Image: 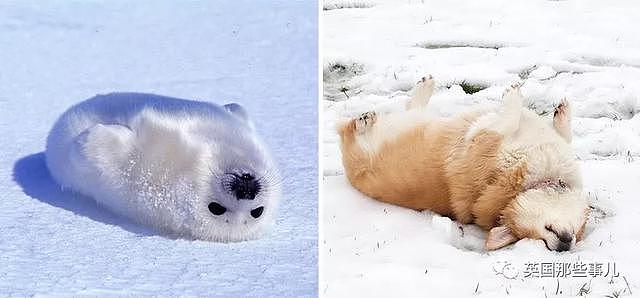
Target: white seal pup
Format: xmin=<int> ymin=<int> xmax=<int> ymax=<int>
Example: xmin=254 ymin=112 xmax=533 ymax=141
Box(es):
xmin=45 ymin=93 xmax=281 ymax=242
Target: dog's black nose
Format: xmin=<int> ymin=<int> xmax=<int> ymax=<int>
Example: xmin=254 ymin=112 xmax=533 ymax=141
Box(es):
xmin=554 ymin=231 xmax=573 ymax=252
xmin=555 ymin=242 xmax=571 ymax=252
xmin=558 ymin=232 xmax=573 ymax=244
xmin=230 ymin=173 xmax=260 ymax=200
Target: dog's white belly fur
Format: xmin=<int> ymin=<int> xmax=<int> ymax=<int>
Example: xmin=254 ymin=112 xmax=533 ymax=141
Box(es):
xmin=489 ymin=108 xmax=581 ymax=189
xmin=355 ymin=108 xmax=434 ymax=155
xmin=357 ymin=105 xmax=581 ymax=190
xmin=45 ymin=93 xmax=279 ymax=241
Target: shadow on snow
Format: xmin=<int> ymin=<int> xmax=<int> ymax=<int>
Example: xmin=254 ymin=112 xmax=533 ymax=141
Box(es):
xmin=12 ymin=152 xmax=156 ymax=237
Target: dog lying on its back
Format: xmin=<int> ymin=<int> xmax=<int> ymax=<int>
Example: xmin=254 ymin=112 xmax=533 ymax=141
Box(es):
xmin=338 ymin=77 xmax=589 ymax=251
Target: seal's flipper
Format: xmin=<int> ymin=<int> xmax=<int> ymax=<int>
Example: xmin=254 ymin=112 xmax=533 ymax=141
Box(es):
xmin=73 ymin=123 xmax=135 ymax=173
xmin=224 ymin=103 xmax=252 ymax=126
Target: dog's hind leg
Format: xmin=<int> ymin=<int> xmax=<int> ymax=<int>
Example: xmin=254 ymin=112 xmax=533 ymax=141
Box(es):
xmin=465 ymin=84 xmax=523 ymax=141
xmin=553 ymin=98 xmax=572 ymax=143
xmin=353 ymin=111 xmax=378 ymax=134
xmin=406 ymin=75 xmax=435 ymax=110
xmin=495 ymin=84 xmax=523 ymax=136
xmin=337 ymin=111 xmax=378 ymax=188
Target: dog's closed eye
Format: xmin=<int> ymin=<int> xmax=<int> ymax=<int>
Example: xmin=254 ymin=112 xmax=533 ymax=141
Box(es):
xmin=545 ymin=224 xmax=561 ymax=238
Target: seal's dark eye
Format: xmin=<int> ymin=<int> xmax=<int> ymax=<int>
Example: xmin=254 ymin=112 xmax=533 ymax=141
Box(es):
xmin=250 ymin=206 xmax=264 ymax=218
xmin=208 ymin=202 xmax=227 ymax=215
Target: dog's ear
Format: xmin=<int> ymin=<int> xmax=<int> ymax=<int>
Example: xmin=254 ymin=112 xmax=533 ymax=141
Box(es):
xmin=576 ymin=221 xmax=586 ymax=242
xmin=485 ymin=226 xmax=518 ymax=250
xmin=576 ymin=207 xmax=589 ymax=241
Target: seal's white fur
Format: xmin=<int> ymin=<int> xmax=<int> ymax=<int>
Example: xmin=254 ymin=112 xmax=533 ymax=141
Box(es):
xmin=45 ymin=93 xmax=280 ymax=242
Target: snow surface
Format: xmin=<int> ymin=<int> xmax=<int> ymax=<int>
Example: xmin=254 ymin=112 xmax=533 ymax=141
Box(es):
xmin=1 ymin=1 xmax=317 ymax=296
xmin=322 ymin=0 xmax=640 ymax=297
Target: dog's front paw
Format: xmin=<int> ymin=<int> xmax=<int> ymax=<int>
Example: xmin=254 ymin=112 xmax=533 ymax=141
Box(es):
xmin=407 ymin=75 xmax=435 ymax=110
xmin=354 ymin=111 xmax=377 ymax=133
xmin=415 ymin=75 xmax=435 ymax=94
xmin=553 ymin=98 xmax=571 ymax=121
xmin=553 ymin=98 xmax=572 ymax=143
xmin=502 ymin=83 xmax=523 ymax=110
xmin=416 ymin=74 xmax=434 ymax=86
xmin=502 ymin=83 xmax=522 ymax=97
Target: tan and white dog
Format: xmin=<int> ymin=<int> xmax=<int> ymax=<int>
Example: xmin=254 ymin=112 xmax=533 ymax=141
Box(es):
xmin=337 ymin=77 xmax=589 ymax=251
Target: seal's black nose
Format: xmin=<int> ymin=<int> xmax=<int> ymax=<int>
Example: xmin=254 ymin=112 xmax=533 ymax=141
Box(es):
xmin=230 ymin=173 xmax=260 ymax=200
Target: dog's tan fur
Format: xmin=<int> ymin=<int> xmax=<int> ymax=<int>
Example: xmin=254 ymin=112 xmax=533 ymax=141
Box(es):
xmin=338 ymin=78 xmax=588 ymax=251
